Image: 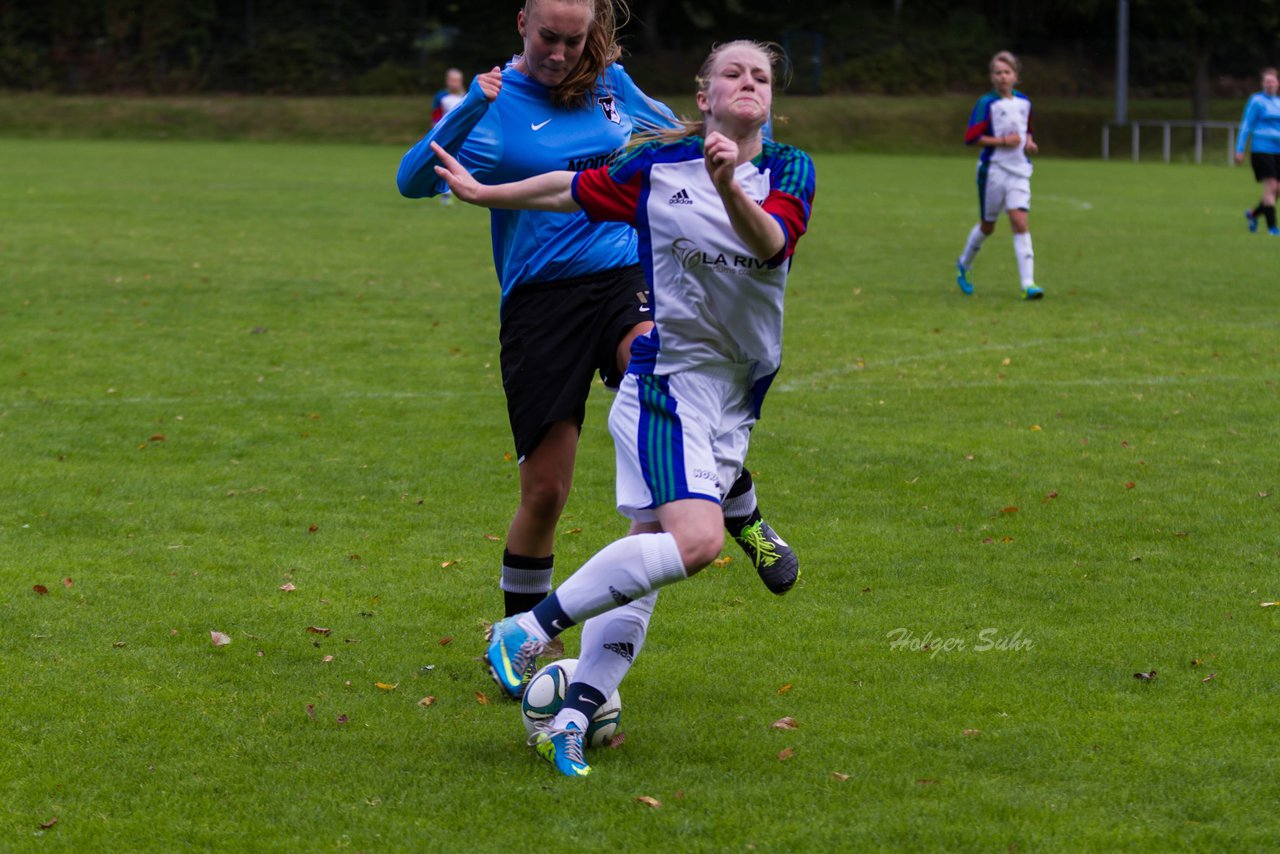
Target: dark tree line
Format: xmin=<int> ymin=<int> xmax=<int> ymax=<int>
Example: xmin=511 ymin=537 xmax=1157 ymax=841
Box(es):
xmin=3 ymin=0 xmax=1279 ymax=108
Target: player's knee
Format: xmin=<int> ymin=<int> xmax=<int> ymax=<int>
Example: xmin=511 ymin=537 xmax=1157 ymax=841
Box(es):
xmin=520 ymin=476 xmax=570 ymax=520
xmin=677 ymin=526 xmax=725 ymax=575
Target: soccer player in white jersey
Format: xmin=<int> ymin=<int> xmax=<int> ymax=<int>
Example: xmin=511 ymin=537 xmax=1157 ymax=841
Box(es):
xmin=432 ymin=39 xmax=815 ymax=778
xmin=955 ymin=51 xmax=1043 ymax=300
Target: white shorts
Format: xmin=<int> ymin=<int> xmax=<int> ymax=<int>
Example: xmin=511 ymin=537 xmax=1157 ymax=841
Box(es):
xmin=979 ymin=164 xmax=1031 ymax=222
xmin=608 ymin=367 xmax=756 ymax=523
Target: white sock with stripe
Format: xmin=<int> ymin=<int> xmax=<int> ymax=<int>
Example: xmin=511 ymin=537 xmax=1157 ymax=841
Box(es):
xmin=1013 ymin=232 xmax=1035 ymax=286
xmin=552 ymin=533 xmax=685 ymax=625
xmin=959 ymin=223 xmax=987 ymax=269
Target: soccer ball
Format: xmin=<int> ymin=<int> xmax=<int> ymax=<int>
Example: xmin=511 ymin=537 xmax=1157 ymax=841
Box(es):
xmin=520 ymin=658 xmax=622 ymax=748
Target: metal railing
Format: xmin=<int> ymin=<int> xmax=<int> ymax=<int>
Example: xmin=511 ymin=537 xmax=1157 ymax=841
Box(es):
xmin=1102 ymin=121 xmax=1238 ymax=164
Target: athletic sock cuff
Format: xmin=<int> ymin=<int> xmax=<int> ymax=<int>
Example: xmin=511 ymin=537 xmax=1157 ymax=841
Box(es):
xmin=642 ymin=532 xmax=688 ymax=587
xmin=501 ymin=561 xmax=554 ymax=595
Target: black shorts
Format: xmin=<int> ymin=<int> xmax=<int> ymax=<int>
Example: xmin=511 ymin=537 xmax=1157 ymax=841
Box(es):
xmin=1251 ymin=152 xmax=1280 ymax=182
xmin=499 ymin=265 xmax=650 ymax=461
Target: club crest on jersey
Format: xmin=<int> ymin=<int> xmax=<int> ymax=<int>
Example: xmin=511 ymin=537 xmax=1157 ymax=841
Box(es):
xmin=598 ymin=95 xmax=621 ymax=124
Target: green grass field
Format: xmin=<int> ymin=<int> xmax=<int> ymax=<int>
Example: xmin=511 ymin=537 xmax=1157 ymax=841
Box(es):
xmin=3 ymin=136 xmax=1278 ymax=851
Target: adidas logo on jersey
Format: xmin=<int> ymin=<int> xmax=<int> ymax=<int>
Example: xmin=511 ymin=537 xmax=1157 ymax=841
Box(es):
xmin=603 ymin=641 xmax=635 ymax=662
xmin=668 ymin=188 xmax=693 ymax=205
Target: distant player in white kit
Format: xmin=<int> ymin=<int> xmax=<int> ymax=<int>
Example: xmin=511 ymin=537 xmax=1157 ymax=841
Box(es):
xmin=432 ymin=39 xmax=815 ymax=778
xmin=955 ymin=51 xmax=1042 ymax=300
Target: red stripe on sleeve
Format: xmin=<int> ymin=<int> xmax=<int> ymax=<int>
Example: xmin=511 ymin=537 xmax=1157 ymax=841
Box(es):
xmin=762 ymin=189 xmax=809 ymax=264
xmin=964 ymin=120 xmax=989 ymax=145
xmin=571 ymin=167 xmax=643 ymax=224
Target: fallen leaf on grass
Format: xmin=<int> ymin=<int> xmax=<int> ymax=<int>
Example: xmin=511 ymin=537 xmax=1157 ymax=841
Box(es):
xmin=306 ymin=626 xmax=332 ymax=636
xmin=771 ymin=717 xmax=798 ymax=731
xmin=32 ymin=585 xmax=48 ymax=595
xmin=605 ymin=732 xmax=626 ymax=748
xmin=1133 ymin=670 xmax=1157 ymax=681
xmin=916 ymin=778 xmax=939 ymax=786
xmin=440 ymin=560 xmax=458 ymax=568
xmin=776 ymin=683 xmax=793 ymax=695
xmin=149 ymin=434 xmax=166 ymax=442
xmin=483 ymin=534 xmax=501 ymax=542
xmin=418 ymin=696 xmax=436 ymax=708
xmin=475 ymin=691 xmax=491 ymax=705
xmin=322 ymin=655 xmax=334 ymax=663
xmin=305 ymin=704 xmax=316 ymax=719
xmin=375 ymin=682 xmax=398 ymax=691
xmin=308 ymin=524 xmax=319 ymax=533
xmin=278 ymin=583 xmax=296 ymax=592
xmin=566 ymin=527 xmax=583 ymax=535
xmin=711 ymin=556 xmax=732 ymax=568
xmin=635 ymin=796 xmax=662 ymax=808
xmin=210 ymin=631 xmax=231 ymax=647
xmin=438 ymin=636 xmax=453 ymax=646
xmin=336 ymin=715 xmax=348 ymax=724
xmin=831 ymin=772 xmax=850 ymax=782
xmin=1125 ymin=482 xmax=1136 ymax=490
xmin=963 ymin=729 xmax=981 ymax=737
xmin=39 ymin=817 xmax=57 ymax=830
xmin=1000 ymin=506 xmax=1019 ymax=514
xmin=1029 ymin=425 xmax=1042 ymax=432
xmin=113 ymin=641 xmax=127 ymax=648
xmin=1261 ymin=602 xmax=1279 ymax=608
xmin=777 ymin=747 xmax=795 ymax=761
xmin=62 ymin=578 xmax=73 ymax=588
xmin=1044 ymin=491 xmax=1058 ymax=500
xmin=1201 ymin=673 xmax=1217 ymax=683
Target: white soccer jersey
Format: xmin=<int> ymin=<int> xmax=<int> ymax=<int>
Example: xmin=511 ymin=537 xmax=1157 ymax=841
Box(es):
xmin=966 ymin=91 xmax=1034 ymax=178
xmin=571 ymin=137 xmax=815 ymax=411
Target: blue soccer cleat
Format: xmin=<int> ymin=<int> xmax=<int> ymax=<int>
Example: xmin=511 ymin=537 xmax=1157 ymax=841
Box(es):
xmin=1246 ymin=209 xmax=1259 ymax=232
xmin=956 ymin=260 xmax=974 ymax=295
xmin=530 ymin=722 xmax=592 ymax=778
xmin=485 ymin=616 xmax=544 ymax=700
xmin=1270 ymin=227 xmax=1280 ymax=236
xmin=1022 ymin=284 xmax=1045 ymax=300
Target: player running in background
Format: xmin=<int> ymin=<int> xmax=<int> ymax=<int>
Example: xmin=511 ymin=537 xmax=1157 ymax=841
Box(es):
xmin=955 ymin=51 xmax=1043 ymax=300
xmin=434 ymin=39 xmax=815 ymax=778
xmin=431 ymin=68 xmax=467 ymax=205
xmin=1236 ymin=67 xmax=1280 ymax=235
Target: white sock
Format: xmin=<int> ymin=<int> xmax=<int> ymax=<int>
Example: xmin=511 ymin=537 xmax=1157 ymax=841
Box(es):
xmin=1013 ymin=232 xmax=1035 ymax=286
xmin=574 ymin=591 xmax=657 ymax=707
xmin=552 ymin=533 xmax=685 ymax=625
xmin=959 ymin=223 xmax=987 ymax=269
xmin=551 ymin=708 xmax=589 ymax=733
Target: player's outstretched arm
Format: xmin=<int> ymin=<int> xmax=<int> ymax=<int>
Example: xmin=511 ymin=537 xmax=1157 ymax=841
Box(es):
xmin=430 ymin=142 xmax=578 ymax=212
xmin=704 ymin=132 xmax=784 ymax=261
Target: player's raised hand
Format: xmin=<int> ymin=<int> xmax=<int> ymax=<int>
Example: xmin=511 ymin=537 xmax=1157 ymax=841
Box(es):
xmin=431 ymin=142 xmax=484 ymax=203
xmin=476 ymin=66 xmax=503 ymax=101
xmin=703 ymin=131 xmax=739 ymax=191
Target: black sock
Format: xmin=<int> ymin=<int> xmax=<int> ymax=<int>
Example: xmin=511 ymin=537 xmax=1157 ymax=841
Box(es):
xmin=1254 ymin=203 xmax=1266 ymax=218
xmin=502 ymin=549 xmax=553 ymax=617
xmin=723 ymin=470 xmax=760 ymax=536
xmin=1265 ymin=205 xmax=1277 ymax=230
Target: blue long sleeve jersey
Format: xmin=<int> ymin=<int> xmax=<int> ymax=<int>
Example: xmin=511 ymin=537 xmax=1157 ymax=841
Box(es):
xmin=397 ymin=63 xmax=678 ymax=309
xmin=1237 ymin=91 xmax=1280 ymax=155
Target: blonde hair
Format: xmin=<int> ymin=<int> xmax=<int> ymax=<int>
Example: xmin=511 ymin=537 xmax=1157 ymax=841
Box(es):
xmin=635 ymin=40 xmax=782 ymax=147
xmin=990 ymin=51 xmax=1020 ymax=74
xmin=523 ymin=0 xmax=626 ymax=110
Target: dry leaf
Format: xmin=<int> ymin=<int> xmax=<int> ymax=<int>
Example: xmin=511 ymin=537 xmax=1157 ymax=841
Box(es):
xmin=1001 ymin=357 xmax=1011 ymax=366
xmin=605 ymin=731 xmax=626 ymax=748
xmin=1045 ymin=491 xmax=1059 ymax=499
xmin=278 ymin=583 xmax=296 ymax=592
xmin=440 ymin=560 xmax=457 ymax=568
xmin=418 ymin=696 xmax=436 ymax=708
xmin=210 ymin=631 xmax=232 ymax=647
xmin=149 ymin=434 xmax=167 ymax=442
xmin=375 ymin=682 xmax=398 ymax=691
xmin=438 ymin=636 xmax=453 ymax=646
xmin=475 ymin=691 xmax=491 ymax=705
xmin=39 ymin=817 xmax=58 ymax=830
xmin=1029 ymin=425 xmax=1042 ymax=432
xmin=776 ymin=683 xmax=793 ymax=695
xmin=1201 ymin=673 xmax=1217 ymax=683
xmin=483 ymin=534 xmax=501 ymax=542
xmin=771 ymin=717 xmax=798 ymax=731
xmin=1261 ymin=602 xmax=1279 ymax=608
xmin=1125 ymin=482 xmax=1136 ymax=489
xmin=322 ymin=655 xmax=334 ymax=663
xmin=1000 ymin=506 xmax=1019 ymax=514
xmin=306 ymin=704 xmax=316 ymax=719
xmin=308 ymin=524 xmax=319 ymax=533
xmin=169 ymin=628 xmax=179 ymax=636
xmin=62 ymin=578 xmax=74 ymax=588
xmin=32 ymin=584 xmax=49 ymax=595
xmin=963 ymin=729 xmax=981 ymax=737
xmin=1133 ymin=670 xmax=1157 ymax=681
xmin=503 ymin=452 xmax=513 ymax=462
xmin=711 ymin=556 xmax=732 ymax=568
xmin=916 ymin=778 xmax=939 ymax=786
xmin=831 ymin=772 xmax=850 ymax=781
xmin=306 ymin=626 xmax=332 ymax=636
xmin=113 ymin=641 xmax=126 ymax=648
xmin=777 ymin=747 xmax=795 ymax=761
xmin=566 ymin=527 xmax=583 ymax=535
xmin=1001 ymin=536 xmax=1015 ymax=543
xmin=336 ymin=714 xmax=348 ymax=724
xmin=635 ymin=796 xmax=662 ymax=808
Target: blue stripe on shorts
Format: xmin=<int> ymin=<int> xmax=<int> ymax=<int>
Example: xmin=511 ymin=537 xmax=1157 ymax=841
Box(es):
xmin=635 ymin=374 xmax=688 ymax=506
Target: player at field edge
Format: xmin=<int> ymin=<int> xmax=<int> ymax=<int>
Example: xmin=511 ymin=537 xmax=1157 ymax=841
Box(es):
xmin=433 ymin=39 xmax=816 ymax=778
xmin=954 ymin=50 xmax=1043 ymax=300
xmin=396 ymin=0 xmax=800 ymax=751
xmin=1235 ymin=67 xmax=1280 ymax=235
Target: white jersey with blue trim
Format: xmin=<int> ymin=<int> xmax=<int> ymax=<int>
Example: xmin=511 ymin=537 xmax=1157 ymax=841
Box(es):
xmin=397 ymin=63 xmax=678 ymax=307
xmin=571 ymin=137 xmax=815 ymax=413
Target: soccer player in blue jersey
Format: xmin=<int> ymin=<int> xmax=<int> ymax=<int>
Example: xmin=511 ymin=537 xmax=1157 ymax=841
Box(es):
xmin=955 ymin=51 xmax=1043 ymax=300
xmin=1236 ymin=67 xmax=1280 ymax=235
xmin=433 ymin=39 xmax=815 ymax=777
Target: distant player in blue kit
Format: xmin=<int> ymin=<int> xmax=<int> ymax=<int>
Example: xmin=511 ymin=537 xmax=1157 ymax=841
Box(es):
xmin=397 ymin=0 xmax=799 ymax=769
xmin=433 ymin=39 xmax=815 ymax=778
xmin=1236 ymin=67 xmax=1280 ymax=235
xmin=955 ymin=51 xmax=1043 ymax=300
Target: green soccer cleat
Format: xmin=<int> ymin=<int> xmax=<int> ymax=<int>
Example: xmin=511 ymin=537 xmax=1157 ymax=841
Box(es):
xmin=956 ymin=260 xmax=974 ymax=295
xmin=484 ymin=616 xmax=544 ymax=700
xmin=530 ymin=722 xmax=592 ymax=778
xmin=734 ymin=518 xmax=800 ymax=595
